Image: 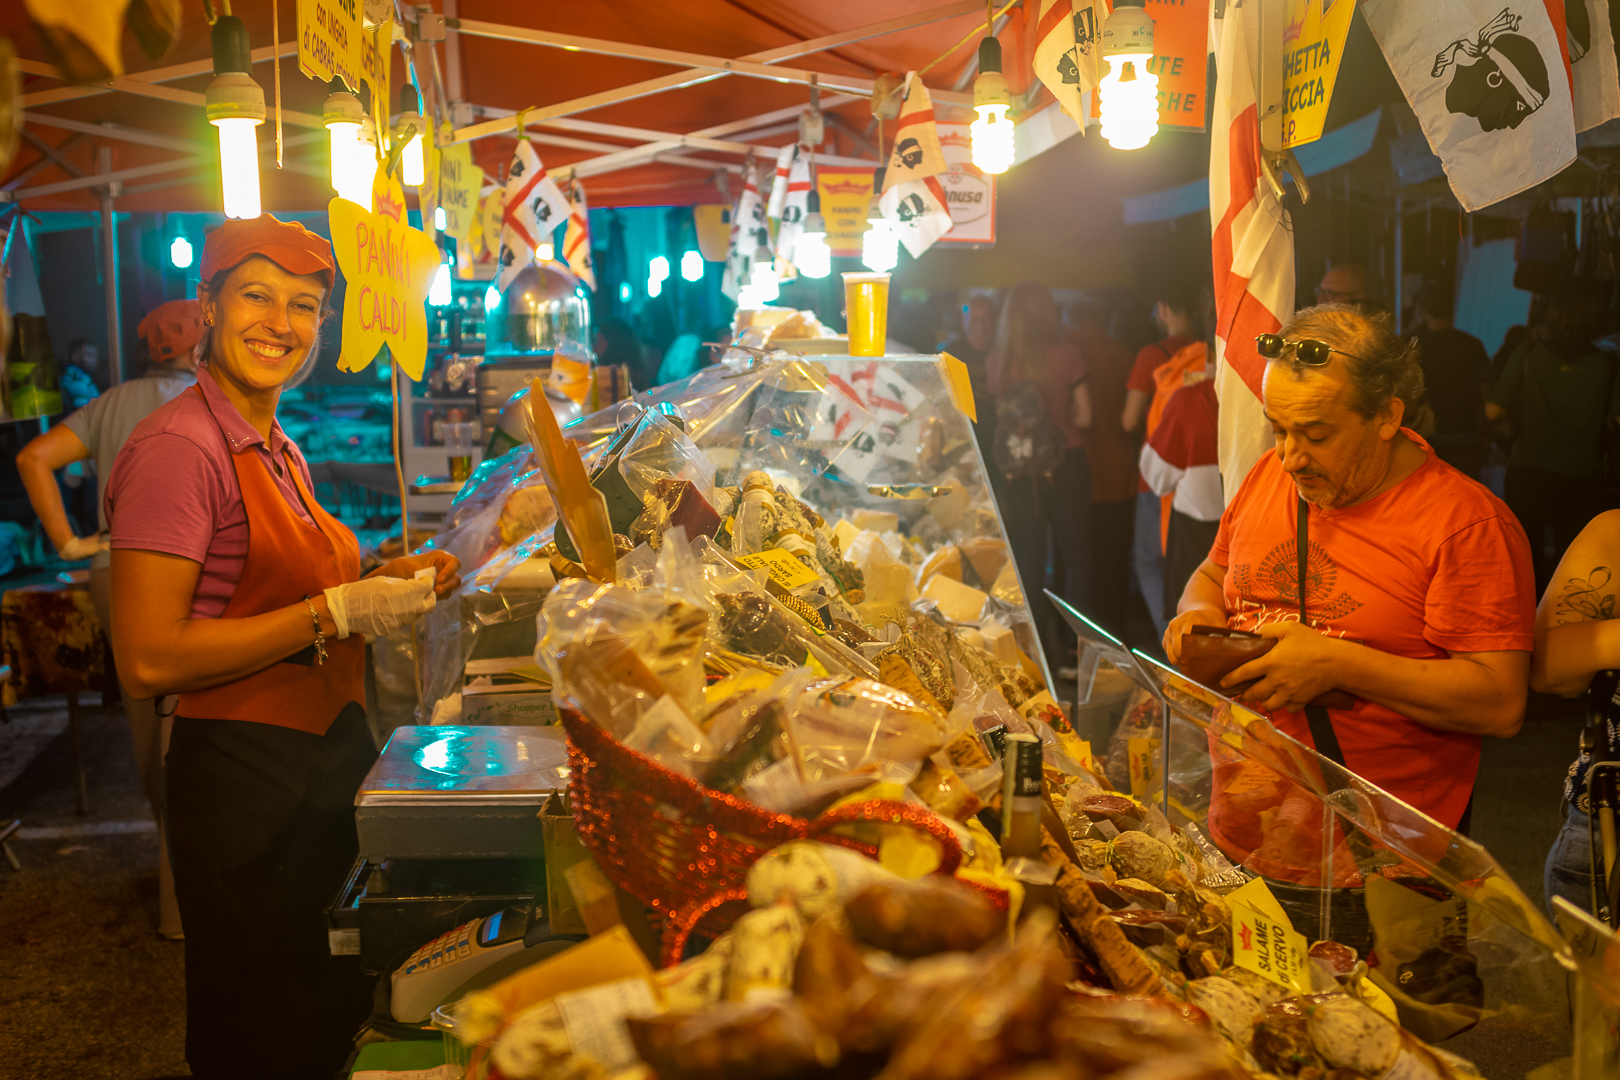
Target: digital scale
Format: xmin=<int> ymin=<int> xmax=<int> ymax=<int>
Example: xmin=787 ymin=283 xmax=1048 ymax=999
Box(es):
xmin=328 ymin=726 xmax=572 ymax=1003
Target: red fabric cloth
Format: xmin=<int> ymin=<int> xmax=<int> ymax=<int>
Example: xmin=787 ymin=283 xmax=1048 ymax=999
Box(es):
xmin=1071 ymin=326 xmax=1138 ymax=503
xmin=1127 ymin=335 xmax=1192 ymax=395
xmin=1140 ymin=379 xmax=1222 ymax=522
xmin=1207 ymin=432 xmax=1536 ymax=830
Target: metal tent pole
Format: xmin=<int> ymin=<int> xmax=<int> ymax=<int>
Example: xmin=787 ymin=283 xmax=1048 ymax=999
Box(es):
xmin=98 ymin=144 xmax=122 ymax=386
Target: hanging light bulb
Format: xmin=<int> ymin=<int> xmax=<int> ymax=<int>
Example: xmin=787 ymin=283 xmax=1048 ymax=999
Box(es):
xmin=169 ymin=235 xmax=194 ymax=269
xmin=484 ymin=283 xmax=502 ymax=311
xmin=680 ymin=249 xmax=704 ymax=282
xmin=429 ymin=261 xmax=452 ymax=306
xmin=354 ymin=115 xmax=380 ymax=206
xmin=204 ymin=16 xmax=265 ymax=220
xmin=433 ymin=205 xmax=446 ymax=231
xmin=323 ymin=79 xmax=367 ymax=205
xmin=536 ymin=241 xmax=555 ymax=262
xmin=1100 ymin=0 xmax=1159 ymax=151
xmin=861 ymin=169 xmax=898 ymax=274
xmin=795 ymin=188 xmax=831 ymax=279
xmin=746 ymin=240 xmax=780 ymax=303
xmin=970 ymin=36 xmax=1014 ymax=174
xmin=397 ymin=84 xmax=426 ymax=186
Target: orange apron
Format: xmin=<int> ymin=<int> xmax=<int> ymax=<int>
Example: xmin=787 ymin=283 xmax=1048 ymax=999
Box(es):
xmin=177 ymin=386 xmax=364 ymax=734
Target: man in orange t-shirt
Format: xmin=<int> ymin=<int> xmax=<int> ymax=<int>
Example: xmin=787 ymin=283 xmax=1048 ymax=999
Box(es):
xmin=1165 ymin=304 xmax=1535 ymax=849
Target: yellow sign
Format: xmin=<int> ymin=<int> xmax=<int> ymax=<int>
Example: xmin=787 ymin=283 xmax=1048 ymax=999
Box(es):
xmin=937 ymin=353 xmax=976 ymax=423
xmin=1280 ymin=0 xmax=1356 ymax=149
xmin=475 ymin=187 xmax=504 ymax=266
xmin=816 ymin=167 xmax=875 ymax=258
xmin=1228 ymin=876 xmax=1290 ymax=925
xmin=297 ymin=0 xmax=390 ymax=104
xmin=1230 ymin=900 xmax=1311 ymax=992
xmin=438 ymin=142 xmax=484 ymax=248
xmin=736 ymin=548 xmax=819 ymax=591
xmin=1127 ymin=737 xmax=1161 ymax=801
xmin=329 ymin=171 xmax=440 ymax=380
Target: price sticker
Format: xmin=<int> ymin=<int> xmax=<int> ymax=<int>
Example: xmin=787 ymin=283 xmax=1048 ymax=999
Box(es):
xmin=736 ymin=548 xmax=819 ymax=590
xmin=1230 ymin=900 xmax=1311 ymax=993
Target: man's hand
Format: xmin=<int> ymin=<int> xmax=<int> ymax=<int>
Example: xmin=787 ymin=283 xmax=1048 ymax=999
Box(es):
xmin=58 ymin=534 xmax=109 ymax=561
xmin=1164 ymin=604 xmax=1227 ymax=664
xmin=1223 ymin=621 xmax=1345 ymax=711
xmin=371 ymin=550 xmax=462 ymax=598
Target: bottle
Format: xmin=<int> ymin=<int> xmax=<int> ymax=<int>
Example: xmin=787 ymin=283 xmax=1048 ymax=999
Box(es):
xmin=1000 ymin=733 xmax=1043 ymax=860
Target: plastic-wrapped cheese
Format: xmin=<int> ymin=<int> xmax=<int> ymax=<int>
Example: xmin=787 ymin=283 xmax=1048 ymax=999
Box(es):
xmin=921 ymin=575 xmax=989 ymax=624
xmin=1187 ymin=976 xmax=1262 ymax=1047
xmin=746 ymin=840 xmax=900 ymax=923
xmin=850 ymin=509 xmax=899 ymax=534
xmin=726 ymin=903 xmax=806 ymax=1002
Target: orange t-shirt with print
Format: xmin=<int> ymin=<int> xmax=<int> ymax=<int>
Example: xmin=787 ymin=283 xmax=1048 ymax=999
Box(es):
xmin=1206 ymin=431 xmax=1535 ymax=842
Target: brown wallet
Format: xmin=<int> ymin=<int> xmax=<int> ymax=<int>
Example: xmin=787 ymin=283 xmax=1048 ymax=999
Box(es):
xmin=1178 ymin=626 xmax=1356 ymax=710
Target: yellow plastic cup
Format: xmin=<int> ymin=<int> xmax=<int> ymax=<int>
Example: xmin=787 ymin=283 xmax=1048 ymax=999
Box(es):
xmin=843 ymin=272 xmax=891 ymax=357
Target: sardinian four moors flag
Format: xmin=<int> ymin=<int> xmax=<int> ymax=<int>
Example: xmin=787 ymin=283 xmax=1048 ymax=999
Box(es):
xmin=1033 ymin=0 xmax=1109 ymax=125
xmin=498 ymin=138 xmax=573 ymax=290
xmin=880 ymin=175 xmax=953 ymax=258
xmin=766 ymin=143 xmax=797 ymax=221
xmin=776 ymin=149 xmax=813 ymax=262
xmin=561 ymin=173 xmax=595 ymax=291
xmin=882 ymin=73 xmax=948 ymax=192
xmin=1566 ymin=0 xmax=1620 ymax=130
xmin=1210 ymin=0 xmax=1295 ymax=498
xmin=1362 ymin=1 xmax=1577 ymax=211
xmin=721 ymin=162 xmax=765 ymax=299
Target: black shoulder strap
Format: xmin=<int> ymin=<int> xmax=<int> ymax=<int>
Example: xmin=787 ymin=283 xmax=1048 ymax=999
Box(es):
xmin=1298 ymin=496 xmax=1347 ymax=766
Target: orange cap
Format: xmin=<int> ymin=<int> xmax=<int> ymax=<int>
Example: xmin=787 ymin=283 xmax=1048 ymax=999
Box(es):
xmin=136 ymin=299 xmax=206 ymax=364
xmin=199 ymin=215 xmax=335 ymax=287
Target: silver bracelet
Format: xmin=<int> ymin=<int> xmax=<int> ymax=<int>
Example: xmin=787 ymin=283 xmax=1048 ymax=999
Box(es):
xmin=302 ymin=594 xmax=328 ymax=666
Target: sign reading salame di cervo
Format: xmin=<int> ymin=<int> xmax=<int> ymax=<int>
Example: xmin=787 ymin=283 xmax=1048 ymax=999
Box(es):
xmin=297 ymin=0 xmax=390 ymax=100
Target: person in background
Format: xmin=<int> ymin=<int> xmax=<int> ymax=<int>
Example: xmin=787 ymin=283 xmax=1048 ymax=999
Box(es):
xmin=14 ymin=298 xmax=205 ymax=940
xmin=1068 ymin=296 xmax=1136 ymax=638
xmin=1166 ymin=303 xmax=1534 ymax=854
xmin=655 ymin=332 xmax=705 ymax=385
xmin=1315 ymin=262 xmax=1371 ymax=308
xmin=987 ymin=283 xmax=1090 ymax=647
xmin=1486 ymin=279 xmax=1620 ymax=592
xmin=1123 ymin=283 xmax=1200 ymax=637
xmin=1526 ymin=508 xmax=1620 ymax=917
xmin=940 ymin=294 xmax=999 ymax=470
xmin=1408 ymin=280 xmax=1491 ymax=479
xmin=594 ymin=317 xmax=642 ymax=384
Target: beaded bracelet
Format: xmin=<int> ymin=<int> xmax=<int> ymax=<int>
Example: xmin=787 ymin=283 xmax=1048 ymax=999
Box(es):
xmin=302 ymin=594 xmax=328 ymax=666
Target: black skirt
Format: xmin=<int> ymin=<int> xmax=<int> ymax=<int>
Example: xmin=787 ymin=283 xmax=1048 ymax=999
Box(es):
xmin=166 ymin=704 xmax=378 ymax=1080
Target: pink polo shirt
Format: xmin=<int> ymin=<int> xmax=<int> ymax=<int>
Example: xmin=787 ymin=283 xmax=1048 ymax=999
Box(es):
xmin=105 ymin=365 xmax=318 ymax=620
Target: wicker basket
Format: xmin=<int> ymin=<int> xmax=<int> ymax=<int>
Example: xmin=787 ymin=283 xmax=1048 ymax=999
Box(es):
xmin=561 ymin=710 xmax=963 ymax=965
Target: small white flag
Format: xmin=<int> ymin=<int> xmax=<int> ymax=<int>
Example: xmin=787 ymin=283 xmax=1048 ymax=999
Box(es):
xmin=1567 ymin=0 xmax=1620 ymax=131
xmin=765 ymin=143 xmax=797 ymax=220
xmin=561 ymin=174 xmax=595 ymax=291
xmin=1363 ymin=0 xmax=1577 ymax=211
xmin=883 ymin=73 xmax=948 ymax=193
xmin=721 ymin=164 xmax=766 ymax=300
xmin=1033 ymin=0 xmax=1108 ymax=125
xmin=777 ymin=151 xmax=813 ymax=262
xmin=498 ymin=140 xmax=571 ymax=289
xmin=879 ymin=175 xmax=952 ymax=258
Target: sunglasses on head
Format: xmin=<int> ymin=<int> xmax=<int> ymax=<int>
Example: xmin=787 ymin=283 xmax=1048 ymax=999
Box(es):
xmin=1254 ymin=333 xmax=1369 ymax=366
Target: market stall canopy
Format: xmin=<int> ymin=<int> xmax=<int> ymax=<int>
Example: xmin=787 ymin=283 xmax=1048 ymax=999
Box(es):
xmin=0 ymin=0 xmax=1055 ymax=213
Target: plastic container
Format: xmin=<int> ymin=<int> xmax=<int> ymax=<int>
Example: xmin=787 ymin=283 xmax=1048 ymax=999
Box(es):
xmin=429 ymin=1001 xmax=492 ymax=1080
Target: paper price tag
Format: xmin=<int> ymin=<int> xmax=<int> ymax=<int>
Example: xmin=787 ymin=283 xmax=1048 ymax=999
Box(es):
xmin=736 ymin=548 xmax=819 ymax=590
xmin=1230 ymin=901 xmax=1311 ymax=993
xmin=1126 ymin=737 xmax=1161 ymax=801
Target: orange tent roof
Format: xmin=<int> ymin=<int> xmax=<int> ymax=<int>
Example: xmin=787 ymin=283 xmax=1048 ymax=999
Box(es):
xmin=3 ymin=1 xmax=1043 ymax=212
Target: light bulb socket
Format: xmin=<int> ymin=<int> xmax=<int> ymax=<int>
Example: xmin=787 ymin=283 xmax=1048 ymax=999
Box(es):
xmin=977 ymin=35 xmax=1003 ymax=76
xmin=798 ymin=108 xmax=824 ymax=147
xmin=324 ymin=86 xmax=364 ymax=127
xmin=807 ymin=189 xmax=821 ymax=214
xmin=753 ymin=242 xmax=773 ymax=263
xmin=206 ymin=72 xmax=265 ymax=124
xmin=399 ymin=84 xmax=422 ymax=117
xmin=803 ymin=211 xmax=826 ymax=235
xmin=211 ymin=15 xmax=252 ymax=75
xmin=974 ymin=69 xmax=1010 ymax=110
xmin=1103 ymin=3 xmax=1154 ymax=58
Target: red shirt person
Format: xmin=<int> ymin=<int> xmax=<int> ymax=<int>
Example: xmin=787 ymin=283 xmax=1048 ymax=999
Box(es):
xmin=1164 ymin=305 xmax=1534 ymax=852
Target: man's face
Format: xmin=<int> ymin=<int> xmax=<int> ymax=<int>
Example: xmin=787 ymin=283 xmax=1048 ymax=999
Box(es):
xmin=1315 ymin=267 xmax=1367 ymax=306
xmin=964 ymin=299 xmax=994 ymax=350
xmin=1262 ymin=357 xmax=1400 ymax=509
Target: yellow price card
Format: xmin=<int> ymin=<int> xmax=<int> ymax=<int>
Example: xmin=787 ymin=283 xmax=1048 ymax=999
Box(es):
xmin=736 ymin=548 xmax=819 ymax=590
xmin=1230 ymin=900 xmax=1312 ymax=993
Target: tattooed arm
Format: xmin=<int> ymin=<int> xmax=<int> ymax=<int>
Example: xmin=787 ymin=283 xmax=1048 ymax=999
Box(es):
xmin=1532 ymin=510 xmax=1620 ymax=695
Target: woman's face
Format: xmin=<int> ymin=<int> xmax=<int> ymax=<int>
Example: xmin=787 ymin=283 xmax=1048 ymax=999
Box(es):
xmin=200 ymin=255 xmax=326 ymax=394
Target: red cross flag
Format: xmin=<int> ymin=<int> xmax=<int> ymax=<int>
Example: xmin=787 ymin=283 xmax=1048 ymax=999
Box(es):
xmin=777 ymin=150 xmax=813 ymax=261
xmin=1211 ymin=0 xmax=1295 ymax=496
xmin=882 ymin=74 xmax=948 ymax=193
xmin=498 ymin=139 xmax=572 ymax=290
xmin=879 ymin=174 xmax=953 ymax=258
xmin=1363 ymin=1 xmax=1577 ymax=211
xmin=721 ymin=163 xmax=766 ymax=299
xmin=561 ymin=174 xmax=595 ymax=292
xmin=1033 ymin=0 xmax=1110 ymax=124
xmin=1567 ymin=0 xmax=1620 ymax=131
xmin=766 ymin=143 xmax=797 ymax=220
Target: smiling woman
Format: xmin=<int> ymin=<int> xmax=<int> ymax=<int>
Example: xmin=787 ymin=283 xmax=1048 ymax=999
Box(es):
xmin=101 ymin=216 xmax=462 ymax=1080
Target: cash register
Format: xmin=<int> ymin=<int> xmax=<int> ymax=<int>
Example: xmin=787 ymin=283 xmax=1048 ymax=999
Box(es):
xmin=328 ymin=725 xmax=570 ymax=989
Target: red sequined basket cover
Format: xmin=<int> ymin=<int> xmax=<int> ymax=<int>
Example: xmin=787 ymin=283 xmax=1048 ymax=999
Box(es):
xmin=560 ymin=709 xmax=964 ymax=965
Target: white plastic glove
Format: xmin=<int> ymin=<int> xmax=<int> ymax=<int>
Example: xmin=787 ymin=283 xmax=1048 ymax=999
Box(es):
xmin=324 ymin=574 xmax=436 ymax=639
xmin=59 ymin=534 xmax=109 ymax=561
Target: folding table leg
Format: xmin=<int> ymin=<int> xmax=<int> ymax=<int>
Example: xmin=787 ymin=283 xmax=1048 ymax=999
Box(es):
xmin=68 ymin=691 xmax=88 ymax=816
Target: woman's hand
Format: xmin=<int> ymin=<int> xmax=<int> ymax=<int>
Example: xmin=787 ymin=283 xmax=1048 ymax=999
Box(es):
xmin=1163 ymin=604 xmax=1226 ymax=664
xmin=371 ymin=550 xmax=461 ymax=598
xmin=1222 ymin=621 xmax=1345 ymax=711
